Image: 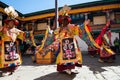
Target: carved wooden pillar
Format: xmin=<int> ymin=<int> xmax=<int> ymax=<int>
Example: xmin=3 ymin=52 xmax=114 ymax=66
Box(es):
xmin=84 ymin=13 xmax=89 ymax=20
xmin=0 ymin=13 xmax=3 ymax=27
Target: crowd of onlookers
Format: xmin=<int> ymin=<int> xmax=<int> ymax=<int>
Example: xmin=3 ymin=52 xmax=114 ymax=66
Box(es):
xmin=113 ymin=37 xmax=120 ymax=54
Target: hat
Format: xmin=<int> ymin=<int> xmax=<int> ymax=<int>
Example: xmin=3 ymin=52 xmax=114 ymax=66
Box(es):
xmin=58 ymin=5 xmax=71 ymax=23
xmin=4 ymin=6 xmax=19 ymax=26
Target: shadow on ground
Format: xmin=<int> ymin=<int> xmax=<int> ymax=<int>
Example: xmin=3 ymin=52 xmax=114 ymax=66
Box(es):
xmin=34 ymin=72 xmax=76 ymax=80
xmin=82 ymin=52 xmax=120 ymax=74
xmin=21 ymin=52 xmax=120 ymax=74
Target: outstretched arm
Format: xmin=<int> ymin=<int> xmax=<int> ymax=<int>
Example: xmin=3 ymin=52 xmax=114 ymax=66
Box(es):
xmin=78 ymin=19 xmax=100 ymax=48
xmin=95 ymin=21 xmax=110 ymax=46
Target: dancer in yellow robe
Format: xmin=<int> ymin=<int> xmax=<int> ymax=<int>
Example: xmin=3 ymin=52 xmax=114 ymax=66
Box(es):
xmin=36 ymin=5 xmax=90 ymax=74
xmin=0 ymin=6 xmax=24 ymax=76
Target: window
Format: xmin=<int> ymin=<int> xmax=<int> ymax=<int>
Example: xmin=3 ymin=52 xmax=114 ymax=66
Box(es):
xmin=37 ymin=23 xmax=47 ymax=30
xmin=76 ymin=14 xmax=79 ymax=18
xmin=72 ymin=15 xmax=75 ymax=19
xmin=93 ymin=16 xmax=106 ymax=25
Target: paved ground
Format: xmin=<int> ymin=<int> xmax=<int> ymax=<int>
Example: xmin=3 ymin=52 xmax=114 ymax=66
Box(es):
xmin=0 ymin=52 xmax=120 ymax=80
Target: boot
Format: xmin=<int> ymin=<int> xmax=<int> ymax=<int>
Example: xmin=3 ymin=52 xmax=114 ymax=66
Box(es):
xmin=65 ymin=69 xmax=71 ymax=75
xmin=2 ymin=72 xmax=12 ymax=77
xmin=98 ymin=59 xmax=104 ymax=63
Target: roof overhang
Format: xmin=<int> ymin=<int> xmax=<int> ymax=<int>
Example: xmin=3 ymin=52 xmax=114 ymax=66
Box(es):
xmin=21 ymin=4 xmax=120 ymax=21
xmin=0 ymin=1 xmax=120 ymax=21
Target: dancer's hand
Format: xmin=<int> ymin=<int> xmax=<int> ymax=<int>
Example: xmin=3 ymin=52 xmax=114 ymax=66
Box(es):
xmin=84 ymin=19 xmax=90 ymax=25
xmin=106 ymin=21 xmax=110 ymax=27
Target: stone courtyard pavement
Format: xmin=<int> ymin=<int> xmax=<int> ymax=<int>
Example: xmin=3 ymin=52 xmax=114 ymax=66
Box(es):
xmin=0 ymin=52 xmax=120 ymax=80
